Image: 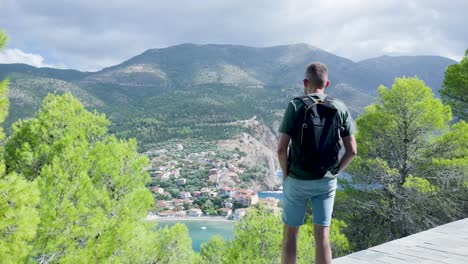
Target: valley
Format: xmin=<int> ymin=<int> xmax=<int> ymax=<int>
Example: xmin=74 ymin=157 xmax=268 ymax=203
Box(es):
xmin=0 ymin=43 xmax=456 ymax=216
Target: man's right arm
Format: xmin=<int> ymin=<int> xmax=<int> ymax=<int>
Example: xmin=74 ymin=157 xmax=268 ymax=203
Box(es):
xmin=277 ymin=101 xmax=296 ymax=180
xmin=277 ymin=133 xmax=291 ymax=180
xmin=337 ymin=135 xmax=357 ymax=174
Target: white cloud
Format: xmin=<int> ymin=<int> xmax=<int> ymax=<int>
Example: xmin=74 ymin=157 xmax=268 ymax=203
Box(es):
xmin=0 ymin=48 xmax=60 ymax=68
xmin=0 ymin=0 xmax=466 ymax=71
xmin=382 ymin=41 xmax=418 ymax=54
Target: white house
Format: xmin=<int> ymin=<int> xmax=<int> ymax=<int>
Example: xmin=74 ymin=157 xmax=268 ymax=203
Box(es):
xmin=232 ymin=208 xmax=247 ymax=221
xmin=172 ymin=199 xmax=185 ymax=207
xmin=220 ymin=187 xmax=237 ymax=197
xmin=177 ymin=178 xmax=187 ymax=185
xmin=208 ymin=174 xmax=218 ymax=183
xmin=223 ymin=201 xmax=233 ymax=209
xmin=179 ymin=191 xmax=192 ymax=199
xmin=218 ymin=208 xmax=233 ymax=218
xmin=188 ymin=208 xmax=203 ymax=217
xmin=151 ymin=186 xmax=164 ymax=194
xmin=161 ymin=172 xmax=171 ymax=180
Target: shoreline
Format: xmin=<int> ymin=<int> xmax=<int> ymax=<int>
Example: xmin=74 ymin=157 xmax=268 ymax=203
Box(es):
xmin=147 ymin=215 xmax=233 ymax=222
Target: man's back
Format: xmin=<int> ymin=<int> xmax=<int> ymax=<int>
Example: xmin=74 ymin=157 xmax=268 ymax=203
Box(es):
xmin=279 ymin=93 xmax=356 ymax=180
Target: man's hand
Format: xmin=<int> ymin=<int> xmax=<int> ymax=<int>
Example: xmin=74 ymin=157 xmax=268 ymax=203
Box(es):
xmin=277 ymin=133 xmax=291 ymax=180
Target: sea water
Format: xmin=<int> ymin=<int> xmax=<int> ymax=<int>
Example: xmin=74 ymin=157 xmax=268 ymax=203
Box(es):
xmin=155 ymin=220 xmax=235 ymax=252
xmin=258 ymin=191 xmax=283 ymax=200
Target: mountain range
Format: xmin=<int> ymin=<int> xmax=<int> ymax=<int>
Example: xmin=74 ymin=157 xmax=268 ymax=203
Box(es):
xmin=0 ymin=43 xmax=456 ymax=151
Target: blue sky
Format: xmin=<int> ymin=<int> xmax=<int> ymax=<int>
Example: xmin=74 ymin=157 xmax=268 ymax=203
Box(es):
xmin=0 ymin=0 xmax=467 ymax=71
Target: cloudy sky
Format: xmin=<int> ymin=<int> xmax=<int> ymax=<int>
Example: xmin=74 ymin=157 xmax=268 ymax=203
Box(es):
xmin=0 ymin=0 xmax=467 ymax=71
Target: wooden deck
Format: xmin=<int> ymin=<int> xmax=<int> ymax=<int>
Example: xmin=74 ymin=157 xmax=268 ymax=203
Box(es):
xmin=333 ymin=218 xmax=468 ymax=264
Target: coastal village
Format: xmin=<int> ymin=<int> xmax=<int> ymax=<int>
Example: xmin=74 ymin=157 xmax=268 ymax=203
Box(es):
xmin=144 ymin=141 xmax=282 ymax=221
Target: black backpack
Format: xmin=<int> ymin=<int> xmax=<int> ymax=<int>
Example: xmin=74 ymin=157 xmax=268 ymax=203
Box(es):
xmin=288 ymin=95 xmax=342 ymax=179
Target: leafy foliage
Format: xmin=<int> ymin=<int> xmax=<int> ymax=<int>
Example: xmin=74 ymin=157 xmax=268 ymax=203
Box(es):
xmin=0 ymin=31 xmax=41 ymax=264
xmin=440 ymin=50 xmax=468 ymax=120
xmin=431 ymin=121 xmax=468 ymax=168
xmin=4 ymin=93 xmax=196 ymax=263
xmin=199 ymin=235 xmax=228 ymax=264
xmin=356 ymin=77 xmax=451 ymax=184
xmin=152 ymin=223 xmax=197 ymax=263
xmin=0 ymin=173 xmax=40 ymax=264
xmin=340 ymin=77 xmax=467 ymax=251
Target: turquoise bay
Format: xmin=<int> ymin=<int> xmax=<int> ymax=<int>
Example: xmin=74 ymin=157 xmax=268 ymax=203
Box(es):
xmin=155 ymin=220 xmax=235 ymax=252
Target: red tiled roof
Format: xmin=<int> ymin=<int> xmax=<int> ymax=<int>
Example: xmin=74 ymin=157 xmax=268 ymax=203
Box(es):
xmin=157 ymin=201 xmax=168 ymax=206
xmin=159 ymin=210 xmax=176 ymax=215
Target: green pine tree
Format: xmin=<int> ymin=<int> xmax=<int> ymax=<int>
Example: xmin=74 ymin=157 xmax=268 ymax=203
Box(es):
xmin=153 ymin=223 xmax=197 ymax=263
xmin=440 ymin=49 xmax=468 ymax=120
xmin=341 ymin=77 xmax=467 ymax=249
xmin=5 ymin=92 xmax=195 ymax=263
xmin=355 ymin=77 xmax=452 ymax=186
xmin=199 ymin=235 xmax=228 ymax=264
xmin=0 ymin=31 xmax=41 ymax=264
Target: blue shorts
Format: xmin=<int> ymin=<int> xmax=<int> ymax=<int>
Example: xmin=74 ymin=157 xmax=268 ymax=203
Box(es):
xmin=282 ymin=176 xmax=337 ymax=227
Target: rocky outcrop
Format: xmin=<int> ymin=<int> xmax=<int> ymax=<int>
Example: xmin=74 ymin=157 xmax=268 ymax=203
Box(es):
xmin=218 ymin=117 xmax=280 ymax=191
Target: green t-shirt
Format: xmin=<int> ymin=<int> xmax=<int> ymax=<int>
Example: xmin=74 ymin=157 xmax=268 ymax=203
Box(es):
xmin=278 ymin=93 xmax=357 ymax=179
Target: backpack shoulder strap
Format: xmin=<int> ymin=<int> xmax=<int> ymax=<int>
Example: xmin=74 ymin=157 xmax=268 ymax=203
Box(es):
xmin=294 ymin=96 xmax=321 ymax=121
xmin=323 ymin=96 xmax=345 ymax=133
xmin=320 ymin=96 xmax=335 ymax=108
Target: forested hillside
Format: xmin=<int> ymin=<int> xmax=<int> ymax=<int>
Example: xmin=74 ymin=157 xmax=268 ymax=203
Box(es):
xmin=0 ymin=44 xmax=456 ymax=154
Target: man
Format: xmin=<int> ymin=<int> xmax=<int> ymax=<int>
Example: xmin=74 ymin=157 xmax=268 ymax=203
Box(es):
xmin=277 ymin=62 xmax=357 ymax=264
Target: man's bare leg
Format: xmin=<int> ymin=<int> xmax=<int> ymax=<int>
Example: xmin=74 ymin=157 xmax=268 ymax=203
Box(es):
xmin=282 ymin=224 xmax=300 ymax=264
xmin=314 ymin=224 xmax=332 ymax=264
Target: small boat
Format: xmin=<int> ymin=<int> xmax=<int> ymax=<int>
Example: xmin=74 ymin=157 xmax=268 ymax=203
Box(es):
xmin=261 ymin=190 xmax=283 ymax=194
xmin=200 ymin=226 xmax=207 ymax=230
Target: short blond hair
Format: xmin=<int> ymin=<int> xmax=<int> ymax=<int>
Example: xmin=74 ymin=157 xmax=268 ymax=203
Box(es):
xmin=305 ymin=62 xmax=328 ymax=87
